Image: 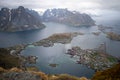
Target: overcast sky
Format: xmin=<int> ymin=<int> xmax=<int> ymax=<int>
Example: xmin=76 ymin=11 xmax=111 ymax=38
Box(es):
xmin=0 ymin=0 xmax=120 ymax=15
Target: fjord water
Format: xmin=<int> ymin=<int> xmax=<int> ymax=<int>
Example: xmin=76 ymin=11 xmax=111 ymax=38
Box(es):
xmin=0 ymin=17 xmax=120 ymax=78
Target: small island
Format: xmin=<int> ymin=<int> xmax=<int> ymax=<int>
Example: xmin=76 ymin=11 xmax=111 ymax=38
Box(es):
xmin=49 ymin=63 xmax=58 ymax=68
xmin=32 ymin=32 xmax=84 ymax=47
xmin=92 ymin=32 xmax=101 ymax=36
xmin=106 ymin=32 xmax=120 ymax=41
xmin=98 ymin=25 xmax=113 ymax=33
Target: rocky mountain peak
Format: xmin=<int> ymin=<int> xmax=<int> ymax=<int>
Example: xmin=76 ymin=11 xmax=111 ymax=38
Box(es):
xmin=1 ymin=8 xmax=9 ymax=12
xmin=18 ymin=6 xmax=25 ymax=10
xmin=17 ymin=6 xmax=25 ymax=13
xmin=42 ymin=8 xmax=95 ymax=27
xmin=0 ymin=6 xmax=45 ymax=32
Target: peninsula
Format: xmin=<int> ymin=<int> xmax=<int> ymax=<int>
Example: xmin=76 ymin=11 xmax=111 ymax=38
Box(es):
xmin=66 ymin=46 xmax=118 ymax=71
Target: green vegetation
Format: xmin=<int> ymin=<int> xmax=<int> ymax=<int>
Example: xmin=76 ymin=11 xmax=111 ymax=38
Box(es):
xmin=66 ymin=46 xmax=118 ymax=71
xmin=0 ymin=64 xmax=120 ymax=80
xmin=49 ymin=64 xmax=58 ymax=68
xmin=48 ymin=74 xmax=87 ymax=80
xmin=0 ymin=47 xmax=120 ymax=80
xmin=0 ymin=37 xmax=119 ymax=80
xmin=0 ymin=67 xmax=88 ymax=80
xmin=106 ymin=32 xmax=120 ymax=41
xmin=0 ymin=48 xmax=21 ymax=69
xmin=32 ymin=32 xmax=84 ymax=47
xmin=91 ymin=52 xmax=99 ymax=57
xmin=92 ymin=63 xmax=120 ymax=80
xmin=107 ymin=56 xmax=118 ymax=62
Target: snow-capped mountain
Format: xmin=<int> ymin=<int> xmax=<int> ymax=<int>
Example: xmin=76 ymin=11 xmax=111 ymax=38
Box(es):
xmin=0 ymin=6 xmax=45 ymax=32
xmin=42 ymin=8 xmax=95 ymax=27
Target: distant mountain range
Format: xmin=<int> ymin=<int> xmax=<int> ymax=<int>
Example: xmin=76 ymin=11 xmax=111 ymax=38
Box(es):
xmin=0 ymin=6 xmax=95 ymax=32
xmin=0 ymin=6 xmax=45 ymax=32
xmin=42 ymin=8 xmax=95 ymax=27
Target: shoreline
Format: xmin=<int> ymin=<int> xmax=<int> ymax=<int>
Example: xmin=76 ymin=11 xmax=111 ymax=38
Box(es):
xmin=66 ymin=46 xmax=118 ymax=71
xmin=3 ymin=32 xmax=119 ymax=71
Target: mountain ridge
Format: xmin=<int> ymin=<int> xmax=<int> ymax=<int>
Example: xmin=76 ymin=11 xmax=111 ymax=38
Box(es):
xmin=41 ymin=8 xmax=95 ymax=27
xmin=0 ymin=6 xmax=45 ymax=32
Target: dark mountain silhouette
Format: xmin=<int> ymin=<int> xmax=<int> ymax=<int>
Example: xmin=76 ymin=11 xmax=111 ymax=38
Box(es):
xmin=0 ymin=6 xmax=45 ymax=32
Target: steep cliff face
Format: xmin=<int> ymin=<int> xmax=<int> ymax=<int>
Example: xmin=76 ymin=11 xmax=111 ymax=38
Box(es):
xmin=42 ymin=8 xmax=95 ymax=27
xmin=0 ymin=6 xmax=45 ymax=32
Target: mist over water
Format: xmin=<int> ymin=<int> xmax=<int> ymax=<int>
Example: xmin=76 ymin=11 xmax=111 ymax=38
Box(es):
xmin=93 ymin=10 xmax=120 ymax=33
xmin=0 ymin=13 xmax=120 ymax=78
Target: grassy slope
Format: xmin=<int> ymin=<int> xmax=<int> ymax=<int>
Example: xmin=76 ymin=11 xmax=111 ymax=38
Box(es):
xmin=92 ymin=63 xmax=120 ymax=80
xmin=0 ymin=48 xmax=21 ymax=69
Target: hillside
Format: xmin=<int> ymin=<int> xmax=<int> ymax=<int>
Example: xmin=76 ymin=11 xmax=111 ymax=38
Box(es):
xmin=0 ymin=6 xmax=45 ymax=32
xmin=42 ymin=8 xmax=95 ymax=27
xmin=0 ymin=47 xmax=119 ymax=80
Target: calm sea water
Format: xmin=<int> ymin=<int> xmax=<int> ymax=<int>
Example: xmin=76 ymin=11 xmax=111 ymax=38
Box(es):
xmin=0 ymin=16 xmax=120 ymax=78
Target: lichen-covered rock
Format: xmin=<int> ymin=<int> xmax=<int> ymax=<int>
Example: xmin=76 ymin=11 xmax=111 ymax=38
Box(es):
xmin=0 ymin=67 xmax=48 ymax=80
xmin=0 ymin=72 xmax=42 ymax=80
xmin=0 ymin=67 xmax=90 ymax=80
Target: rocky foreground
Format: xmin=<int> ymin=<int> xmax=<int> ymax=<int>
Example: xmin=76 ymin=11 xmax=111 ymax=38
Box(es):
xmin=0 ymin=67 xmax=89 ymax=80
xmin=0 ymin=63 xmax=120 ymax=80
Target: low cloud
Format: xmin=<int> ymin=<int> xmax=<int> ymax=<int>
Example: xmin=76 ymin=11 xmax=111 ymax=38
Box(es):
xmin=0 ymin=0 xmax=120 ymax=14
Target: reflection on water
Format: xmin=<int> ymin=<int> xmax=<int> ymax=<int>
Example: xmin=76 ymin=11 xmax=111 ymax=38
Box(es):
xmin=0 ymin=21 xmax=120 ymax=78
xmin=23 ymin=44 xmax=95 ymax=78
